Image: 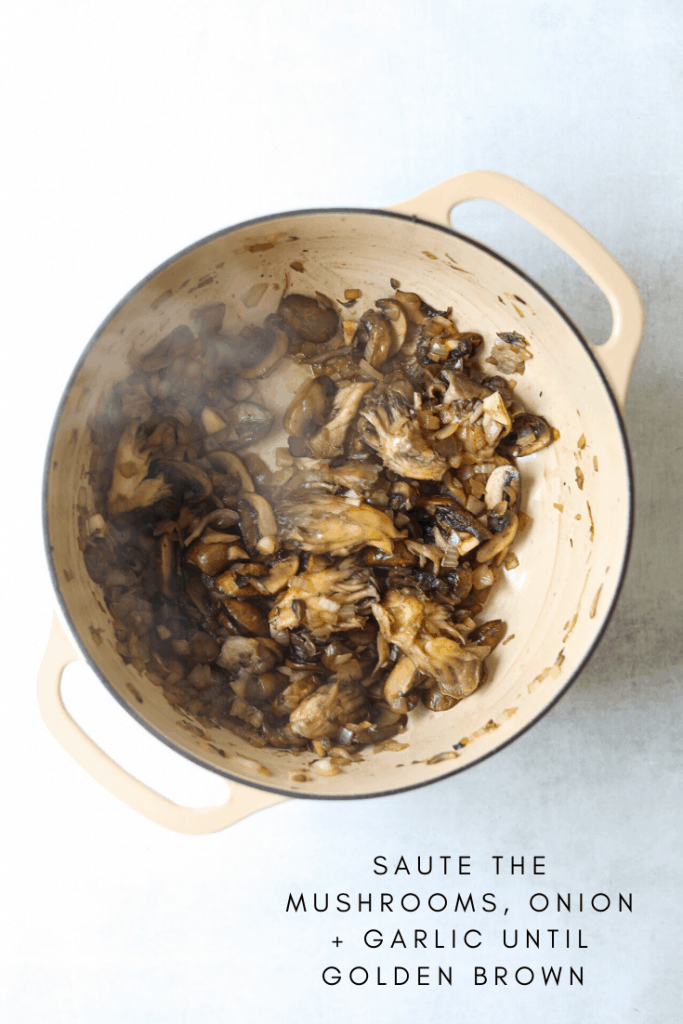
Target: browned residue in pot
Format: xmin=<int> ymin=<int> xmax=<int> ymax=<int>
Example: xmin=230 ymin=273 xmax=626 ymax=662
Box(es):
xmin=89 ymin=625 xmax=104 ymax=646
xmin=528 ymin=649 xmax=565 ymax=694
xmin=589 ymin=585 xmax=603 ymax=620
xmin=563 ymin=568 xmax=592 ymax=642
xmin=126 ymin=683 xmax=143 ymax=703
xmin=232 ymin=753 xmax=271 ymax=777
xmin=587 ymin=500 xmax=595 ymax=541
xmin=593 ymin=456 xmax=599 ymax=472
xmin=575 ymin=466 xmax=585 ymax=490
xmin=290 ymin=261 xmax=305 ymax=272
xmin=422 ymin=251 xmax=437 ymax=260
xmin=502 ymin=633 xmax=516 ymax=645
xmin=150 ymin=289 xmax=173 ymax=310
xmin=374 ymin=739 xmax=409 ymax=754
xmin=577 ymin=434 xmax=586 ymax=450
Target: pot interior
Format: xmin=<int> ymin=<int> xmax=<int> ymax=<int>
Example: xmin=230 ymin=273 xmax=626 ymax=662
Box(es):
xmin=45 ymin=210 xmax=631 ymax=797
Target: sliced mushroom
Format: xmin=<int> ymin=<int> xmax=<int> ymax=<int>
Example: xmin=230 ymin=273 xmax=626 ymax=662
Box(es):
xmin=182 ymin=507 xmax=240 ymax=547
xmin=468 ymin=619 xmax=505 ymax=649
xmin=208 ymin=451 xmax=255 ymax=493
xmin=422 ymin=686 xmax=458 ymax=712
xmin=498 ymin=414 xmax=552 ymax=457
xmin=394 ymin=290 xmax=432 ymax=325
xmin=237 ymin=492 xmax=278 ymax=555
xmin=274 ymin=495 xmax=403 ymax=556
xmin=278 ymin=294 xmax=339 ymax=343
xmin=414 ymin=495 xmax=492 ymax=542
xmin=158 ymin=459 xmax=213 ymax=502
xmin=186 ymin=540 xmax=232 ymax=577
xmin=107 ymin=423 xmax=172 ymax=517
xmin=364 ymin=541 xmax=419 ymax=567
xmin=355 ymin=309 xmax=392 ymax=370
xmin=283 ymin=375 xmax=338 ymax=439
xmin=156 ymin=533 xmax=175 ymax=597
xmin=375 ymin=299 xmax=408 ymax=356
xmin=250 ymin=553 xmax=300 ymax=595
xmin=307 ymin=381 xmax=375 ymax=459
xmin=216 ymin=636 xmax=282 ymax=676
xmin=239 ymin=327 xmax=289 ymax=379
xmin=220 ymin=597 xmax=270 ymax=637
xmin=359 ymin=389 xmax=448 ymax=481
xmin=484 ymin=464 xmax=520 ymax=510
xmin=203 ymin=402 xmax=274 ymax=453
xmin=289 ymin=680 xmax=369 ymax=739
xmin=476 ymin=509 xmax=518 ymax=563
xmin=214 ymin=564 xmax=259 ymax=598
xmin=383 ymin=656 xmax=418 ymax=713
xmin=272 ymin=674 xmax=320 ymax=717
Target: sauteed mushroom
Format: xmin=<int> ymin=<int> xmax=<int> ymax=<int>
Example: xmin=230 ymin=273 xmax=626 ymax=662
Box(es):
xmin=279 ymin=294 xmax=339 ymax=343
xmin=86 ymin=279 xmax=555 ymax=759
xmin=499 ymin=414 xmax=552 ymax=457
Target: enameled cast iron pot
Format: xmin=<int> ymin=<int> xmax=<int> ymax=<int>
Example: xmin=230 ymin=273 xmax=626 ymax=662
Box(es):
xmin=39 ymin=172 xmax=643 ymax=833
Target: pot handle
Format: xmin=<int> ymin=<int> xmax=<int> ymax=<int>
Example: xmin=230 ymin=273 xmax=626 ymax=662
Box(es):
xmin=37 ymin=613 xmax=288 ymax=834
xmin=387 ymin=171 xmax=644 ymax=408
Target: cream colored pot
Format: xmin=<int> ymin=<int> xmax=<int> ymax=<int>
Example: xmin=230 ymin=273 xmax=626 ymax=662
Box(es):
xmin=39 ymin=172 xmax=643 ymax=833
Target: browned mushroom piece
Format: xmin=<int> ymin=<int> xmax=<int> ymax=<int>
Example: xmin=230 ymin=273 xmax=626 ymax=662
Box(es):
xmin=203 ymin=402 xmax=274 ymax=453
xmin=468 ymin=619 xmax=505 ymax=649
xmin=239 ymin=326 xmax=289 ymax=379
xmin=383 ymin=656 xmax=419 ymax=713
xmin=354 ymin=309 xmax=392 ymax=370
xmin=278 ymin=294 xmax=339 ymax=343
xmin=274 ymin=494 xmax=403 ymax=556
xmin=422 ymin=686 xmax=459 ymax=712
xmin=185 ymin=540 xmax=232 ymax=577
xmin=107 ymin=423 xmax=172 ymax=517
xmin=289 ymin=680 xmax=369 ymax=740
xmin=375 ymin=299 xmax=408 ymax=356
xmin=476 ymin=509 xmax=518 ymax=563
xmin=359 ymin=388 xmax=448 ymax=481
xmin=364 ymin=541 xmax=419 ymax=568
xmin=272 ymin=674 xmax=321 ymax=717
xmin=283 ymin=375 xmax=338 ymax=438
xmin=307 ymin=381 xmax=375 ymax=458
xmin=216 ymin=635 xmax=282 ymax=676
xmin=372 ymin=589 xmax=490 ymax=700
xmin=237 ymin=492 xmax=278 ymax=555
xmin=498 ymin=414 xmax=552 ymax=457
xmin=219 ymin=597 xmax=270 ymax=637
xmin=158 ymin=460 xmax=214 ymax=503
xmin=156 ymin=533 xmax=175 ymax=597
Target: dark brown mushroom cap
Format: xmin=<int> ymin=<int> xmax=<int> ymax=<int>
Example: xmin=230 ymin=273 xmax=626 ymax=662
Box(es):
xmin=283 ymin=375 xmax=338 ymax=438
xmin=498 ymin=414 xmax=552 ymax=457
xmin=414 ymin=495 xmax=492 ymax=542
xmin=354 ymin=309 xmax=392 ymax=370
xmin=278 ymin=294 xmax=339 ymax=343
xmin=422 ymin=685 xmax=459 ymax=712
xmin=468 ymin=619 xmax=505 ymax=650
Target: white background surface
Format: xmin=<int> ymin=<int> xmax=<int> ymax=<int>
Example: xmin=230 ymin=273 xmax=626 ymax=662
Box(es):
xmin=2 ymin=1 xmax=682 ymax=1021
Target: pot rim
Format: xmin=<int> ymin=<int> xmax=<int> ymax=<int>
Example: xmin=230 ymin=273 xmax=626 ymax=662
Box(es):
xmin=42 ymin=205 xmax=634 ymax=800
